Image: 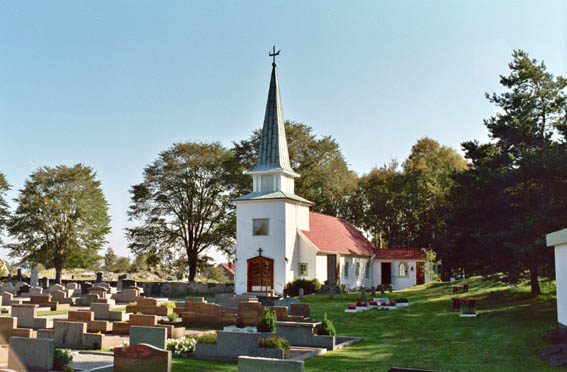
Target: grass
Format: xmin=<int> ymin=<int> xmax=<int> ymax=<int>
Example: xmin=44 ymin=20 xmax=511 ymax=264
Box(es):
xmin=171 ymin=276 xmax=562 ymax=372
xmin=37 ymin=309 xmax=69 ymax=317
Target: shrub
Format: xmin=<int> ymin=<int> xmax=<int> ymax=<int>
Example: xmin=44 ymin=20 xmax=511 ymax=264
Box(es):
xmin=167 ymin=336 xmax=197 ymax=354
xmin=160 ymin=301 xmax=176 ymax=309
xmin=283 ymin=278 xmax=321 ymax=297
xmin=167 ymin=312 xmax=179 ymax=322
xmin=315 ymin=313 xmax=336 ymax=336
xmin=257 ymin=308 xmax=277 ymax=333
xmin=259 ymin=336 xmax=290 ymax=357
xmin=196 ymin=333 xmax=217 ymax=344
xmin=53 ymin=348 xmax=73 ymax=371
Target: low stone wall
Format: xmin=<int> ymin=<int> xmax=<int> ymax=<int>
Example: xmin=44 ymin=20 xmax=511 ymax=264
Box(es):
xmin=275 ymin=321 xmax=335 ymax=350
xmin=0 ymin=277 xmax=234 ymax=297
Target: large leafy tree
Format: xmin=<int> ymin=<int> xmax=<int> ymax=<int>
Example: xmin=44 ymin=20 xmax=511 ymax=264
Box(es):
xmin=127 ymin=142 xmax=235 ymax=282
xmin=232 ymin=121 xmax=358 ymax=217
xmin=0 ymin=172 xmax=10 ymax=243
xmin=444 ymin=50 xmax=567 ymax=294
xmin=7 ymin=164 xmax=110 ymax=282
xmin=354 ymin=138 xmax=466 ymax=249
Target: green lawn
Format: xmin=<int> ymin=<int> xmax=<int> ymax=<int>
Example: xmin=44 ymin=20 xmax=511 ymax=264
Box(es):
xmin=172 ymin=277 xmax=561 ymax=372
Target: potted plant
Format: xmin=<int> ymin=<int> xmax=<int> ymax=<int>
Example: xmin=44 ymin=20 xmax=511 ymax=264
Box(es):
xmin=356 ymin=300 xmax=368 ymax=311
xmin=257 ymin=308 xmax=277 ymax=335
xmin=345 ymin=304 xmax=357 ymax=313
xmin=314 ymin=313 xmax=336 ymax=336
xmin=258 ymin=336 xmax=290 ymax=359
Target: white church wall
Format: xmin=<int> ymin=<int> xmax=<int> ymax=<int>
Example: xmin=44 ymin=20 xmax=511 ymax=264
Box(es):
xmin=555 ymin=244 xmax=567 ymax=327
xmin=284 ymin=202 xmax=311 ymax=287
xmin=234 ymin=200 xmax=287 ymax=294
xmin=339 ymin=255 xmax=372 ymax=290
xmin=315 ymin=254 xmax=328 ymax=284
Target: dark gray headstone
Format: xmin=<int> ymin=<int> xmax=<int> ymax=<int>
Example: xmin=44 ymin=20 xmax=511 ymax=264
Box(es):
xmin=96 ymin=272 xmax=103 ymax=283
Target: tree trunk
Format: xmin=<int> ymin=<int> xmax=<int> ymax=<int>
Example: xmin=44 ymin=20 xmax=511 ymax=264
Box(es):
xmin=529 ymin=263 xmax=541 ymax=296
xmin=54 ymin=266 xmax=62 ymax=284
xmin=187 ymin=251 xmax=198 ymax=282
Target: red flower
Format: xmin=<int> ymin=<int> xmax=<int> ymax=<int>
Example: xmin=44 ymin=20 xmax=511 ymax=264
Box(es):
xmin=348 ymin=305 xmax=356 ymax=310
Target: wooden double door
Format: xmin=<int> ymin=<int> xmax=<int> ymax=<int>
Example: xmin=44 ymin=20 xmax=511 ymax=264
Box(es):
xmin=247 ymin=256 xmax=274 ymax=292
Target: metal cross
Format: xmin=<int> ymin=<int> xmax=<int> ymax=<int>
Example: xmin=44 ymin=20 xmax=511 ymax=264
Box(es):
xmin=258 ymin=247 xmax=263 ymax=256
xmin=269 ymin=45 xmax=281 ymax=66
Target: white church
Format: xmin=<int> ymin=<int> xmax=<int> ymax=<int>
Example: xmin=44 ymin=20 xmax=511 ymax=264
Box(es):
xmin=233 ymin=51 xmax=431 ymax=295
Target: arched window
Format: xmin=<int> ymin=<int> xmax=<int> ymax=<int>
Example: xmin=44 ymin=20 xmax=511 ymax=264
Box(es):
xmin=355 ymin=262 xmax=360 ymax=277
xmin=399 ymin=262 xmax=409 ymax=277
xmin=365 ymin=262 xmax=370 ymax=278
xmin=344 ymin=261 xmax=349 ymax=278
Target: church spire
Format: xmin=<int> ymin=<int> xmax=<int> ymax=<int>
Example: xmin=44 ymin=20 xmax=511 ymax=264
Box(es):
xmin=250 ymin=46 xmax=297 ymax=176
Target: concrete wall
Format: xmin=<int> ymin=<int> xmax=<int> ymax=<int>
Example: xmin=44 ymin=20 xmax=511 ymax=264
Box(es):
xmin=555 ymin=244 xmax=567 ymax=327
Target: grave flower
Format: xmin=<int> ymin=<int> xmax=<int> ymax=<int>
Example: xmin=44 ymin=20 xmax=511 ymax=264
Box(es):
xmin=347 ymin=305 xmax=356 ymax=310
xmin=356 ymin=301 xmax=367 ymax=307
xmin=369 ymin=301 xmax=377 ymax=306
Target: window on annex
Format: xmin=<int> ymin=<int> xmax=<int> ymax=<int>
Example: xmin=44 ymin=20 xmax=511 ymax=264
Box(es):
xmin=355 ymin=262 xmax=360 ymax=277
xmin=299 ymin=263 xmax=308 ymax=276
xmin=399 ymin=262 xmax=409 ymax=277
xmin=252 ymin=219 xmax=269 ymax=236
xmin=365 ymin=262 xmax=370 ymax=278
xmin=343 ymin=261 xmax=349 ymax=278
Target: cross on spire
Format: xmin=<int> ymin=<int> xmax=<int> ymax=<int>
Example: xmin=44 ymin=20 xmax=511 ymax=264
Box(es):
xmin=269 ymin=45 xmax=280 ymax=66
xmin=258 ymin=247 xmax=263 ymax=257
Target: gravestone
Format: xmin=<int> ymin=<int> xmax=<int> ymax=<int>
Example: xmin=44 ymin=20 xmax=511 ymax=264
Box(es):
xmin=329 ymin=287 xmax=334 ymax=299
xmin=299 ymin=288 xmax=304 ymax=301
xmin=16 ymin=269 xmax=21 ymax=282
xmin=54 ymin=321 xmax=86 ymax=348
xmin=8 ymin=337 xmax=54 ymax=371
xmin=17 ymin=283 xmax=30 ymax=296
xmin=1 ymin=282 xmax=15 ymax=294
xmin=114 ymin=343 xmax=171 ymax=372
xmin=81 ymin=282 xmax=93 ymax=295
xmin=238 ymin=356 xmax=305 ymax=372
xmin=40 ymin=277 xmax=49 ymax=290
xmin=96 ymin=272 xmax=103 ymax=283
xmin=371 ymin=287 xmax=376 ymax=298
xmin=361 ymin=287 xmax=366 ymax=301
xmin=129 ymin=326 xmax=167 ymax=350
xmin=122 ymin=279 xmax=137 ymax=288
xmin=30 ymin=270 xmax=39 ymax=287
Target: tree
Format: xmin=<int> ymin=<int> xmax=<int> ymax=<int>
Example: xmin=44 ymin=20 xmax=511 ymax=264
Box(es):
xmin=445 ymin=50 xmax=567 ymax=295
xmin=232 ymin=121 xmax=358 ymax=217
xmin=0 ymin=172 xmax=10 ymax=243
xmin=127 ymin=142 xmax=235 ymax=282
xmin=114 ymin=256 xmax=131 ymax=273
xmin=103 ymin=247 xmax=119 ymax=272
xmin=7 ymin=164 xmax=110 ymax=283
xmin=355 ymin=138 xmax=466 ymax=249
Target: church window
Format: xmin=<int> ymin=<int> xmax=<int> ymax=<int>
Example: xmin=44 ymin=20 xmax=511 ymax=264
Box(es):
xmin=355 ymin=262 xmax=360 ymax=277
xmin=299 ymin=263 xmax=308 ymax=276
xmin=344 ymin=261 xmax=349 ymax=278
xmin=365 ymin=262 xmax=370 ymax=278
xmin=252 ymin=219 xmax=269 ymax=236
xmin=399 ymin=262 xmax=409 ymax=277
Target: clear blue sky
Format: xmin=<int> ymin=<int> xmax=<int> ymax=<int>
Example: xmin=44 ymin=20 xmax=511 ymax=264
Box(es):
xmin=1 ymin=1 xmax=566 ymax=262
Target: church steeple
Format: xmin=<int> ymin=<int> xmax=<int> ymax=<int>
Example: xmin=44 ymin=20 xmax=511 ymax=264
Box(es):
xmin=250 ymin=47 xmax=297 ymax=176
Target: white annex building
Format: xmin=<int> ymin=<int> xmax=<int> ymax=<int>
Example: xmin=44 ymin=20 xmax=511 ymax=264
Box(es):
xmin=546 ymin=228 xmax=567 ymax=328
xmin=234 ymin=52 xmax=431 ymax=295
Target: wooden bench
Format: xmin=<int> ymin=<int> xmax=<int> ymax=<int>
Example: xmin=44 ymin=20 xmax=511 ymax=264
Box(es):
xmin=452 ymin=284 xmax=469 ymax=293
xmin=451 ymin=297 xmax=477 ymax=310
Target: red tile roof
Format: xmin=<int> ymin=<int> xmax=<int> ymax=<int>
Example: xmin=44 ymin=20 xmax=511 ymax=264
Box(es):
xmin=300 ymin=212 xmax=377 ymax=256
xmin=218 ymin=262 xmax=235 ymax=275
xmin=373 ymin=248 xmax=426 ymax=260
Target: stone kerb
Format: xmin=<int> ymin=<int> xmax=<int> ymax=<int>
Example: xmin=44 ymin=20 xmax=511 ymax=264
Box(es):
xmin=130 ymin=326 xmax=167 ymax=350
xmin=275 ymin=321 xmax=335 ymax=350
xmin=114 ymin=343 xmax=171 ymax=372
xmin=238 ymin=356 xmax=305 ymax=372
xmin=194 ymin=331 xmax=284 ymax=362
xmin=8 ymin=336 xmax=54 ymax=371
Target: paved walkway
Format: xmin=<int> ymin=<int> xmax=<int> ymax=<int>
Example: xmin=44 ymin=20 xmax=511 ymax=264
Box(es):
xmin=72 ymin=351 xmax=113 ymax=371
